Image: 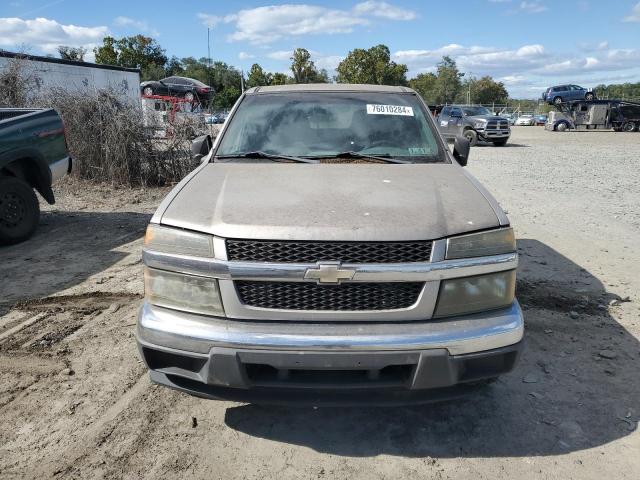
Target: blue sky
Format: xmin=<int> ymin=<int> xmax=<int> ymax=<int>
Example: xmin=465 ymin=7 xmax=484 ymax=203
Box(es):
xmin=1 ymin=0 xmax=639 ymax=97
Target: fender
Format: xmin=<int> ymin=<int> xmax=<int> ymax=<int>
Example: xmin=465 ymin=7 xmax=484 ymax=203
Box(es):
xmin=0 ymin=147 xmax=55 ymax=204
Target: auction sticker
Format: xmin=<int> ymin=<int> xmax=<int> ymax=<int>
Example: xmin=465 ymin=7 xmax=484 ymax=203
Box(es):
xmin=366 ymin=104 xmax=414 ymax=116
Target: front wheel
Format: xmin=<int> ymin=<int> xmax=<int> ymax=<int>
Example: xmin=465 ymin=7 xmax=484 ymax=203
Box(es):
xmin=623 ymin=121 xmax=637 ymax=132
xmin=553 ymin=96 xmax=563 ymax=106
xmin=585 ymin=92 xmax=595 ymax=101
xmin=556 ymin=121 xmax=569 ymax=132
xmin=493 ymin=139 xmax=508 ymax=146
xmin=142 ymin=86 xmax=154 ymax=96
xmin=463 ymin=129 xmax=478 ymax=146
xmin=0 ymin=176 xmax=40 ymax=245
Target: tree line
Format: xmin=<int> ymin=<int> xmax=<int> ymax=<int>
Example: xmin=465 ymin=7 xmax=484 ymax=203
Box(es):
xmin=72 ymin=35 xmax=512 ymax=109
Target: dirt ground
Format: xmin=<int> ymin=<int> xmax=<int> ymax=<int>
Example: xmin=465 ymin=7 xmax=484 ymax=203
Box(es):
xmin=1 ymin=127 xmax=639 ymax=479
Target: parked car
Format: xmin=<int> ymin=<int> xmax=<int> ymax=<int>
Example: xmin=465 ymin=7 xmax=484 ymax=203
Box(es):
xmin=0 ymin=108 xmax=72 ymax=245
xmin=205 ymin=113 xmax=227 ymax=124
xmin=534 ymin=114 xmax=547 ymax=126
xmin=140 ymin=76 xmax=214 ymax=102
xmin=515 ymin=114 xmax=535 ymax=126
xmin=542 ymin=84 xmax=595 ymax=105
xmin=437 ymin=105 xmax=510 ymax=146
xmin=137 ymin=84 xmax=523 ymax=405
xmin=501 ymin=113 xmax=516 ymax=126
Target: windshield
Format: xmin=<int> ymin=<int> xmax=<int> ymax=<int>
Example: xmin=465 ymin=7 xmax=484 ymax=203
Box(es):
xmin=462 ymin=106 xmax=493 ymax=116
xmin=215 ymin=92 xmax=445 ymax=162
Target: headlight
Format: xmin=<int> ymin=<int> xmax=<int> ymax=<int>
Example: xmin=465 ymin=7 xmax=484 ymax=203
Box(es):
xmin=473 ymin=120 xmax=487 ymax=129
xmin=446 ymin=228 xmax=515 ymax=260
xmin=433 ymin=270 xmax=515 ymax=318
xmin=144 ymin=224 xmax=213 ymax=257
xmin=144 ymin=267 xmax=224 ymax=316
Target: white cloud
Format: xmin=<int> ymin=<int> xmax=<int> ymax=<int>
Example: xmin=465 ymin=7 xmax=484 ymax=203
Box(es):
xmin=623 ymin=2 xmax=640 ymax=22
xmin=196 ymin=13 xmax=237 ymax=28
xmin=520 ymin=1 xmax=547 ymax=13
xmin=238 ymin=51 xmax=255 ymax=60
xmin=199 ymin=2 xmax=417 ymax=45
xmin=0 ymin=17 xmax=108 ymax=56
xmin=352 ymin=1 xmax=417 ymax=20
xmin=266 ymin=50 xmax=293 ymax=61
xmin=114 ymin=16 xmax=159 ymax=37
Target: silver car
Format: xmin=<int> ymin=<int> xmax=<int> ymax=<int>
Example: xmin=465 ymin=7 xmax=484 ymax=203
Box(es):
xmin=137 ymin=84 xmax=523 ymax=405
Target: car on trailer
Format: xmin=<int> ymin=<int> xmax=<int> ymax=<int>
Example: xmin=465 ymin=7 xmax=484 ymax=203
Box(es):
xmin=542 ymin=84 xmax=596 ymax=105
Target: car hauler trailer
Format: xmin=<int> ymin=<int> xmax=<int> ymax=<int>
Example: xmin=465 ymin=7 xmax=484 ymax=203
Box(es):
xmin=546 ymin=99 xmax=640 ymax=132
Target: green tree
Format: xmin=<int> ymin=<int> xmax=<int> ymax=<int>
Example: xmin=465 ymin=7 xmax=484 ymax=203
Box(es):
xmin=246 ymin=63 xmax=271 ymax=88
xmin=93 ymin=35 xmax=167 ymax=70
xmin=289 ymin=48 xmax=326 ymax=83
xmin=336 ymin=44 xmax=407 ymax=85
xmin=408 ymin=72 xmax=437 ymax=103
xmin=164 ymin=56 xmax=184 ymax=76
xmin=141 ymin=63 xmax=165 ymax=82
xmin=93 ymin=36 xmax=118 ymax=65
xmin=270 ymin=72 xmax=290 ymax=85
xmin=432 ymin=56 xmax=463 ymax=104
xmin=458 ymin=76 xmax=509 ymax=104
xmin=58 ymin=45 xmax=86 ymax=61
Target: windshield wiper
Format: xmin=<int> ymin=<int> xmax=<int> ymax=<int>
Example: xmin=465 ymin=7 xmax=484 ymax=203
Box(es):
xmin=324 ymin=151 xmax=412 ymax=164
xmin=214 ymin=151 xmax=319 ymax=164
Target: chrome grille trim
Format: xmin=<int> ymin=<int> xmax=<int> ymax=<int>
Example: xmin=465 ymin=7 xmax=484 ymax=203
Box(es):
xmin=142 ymin=249 xmax=518 ymax=283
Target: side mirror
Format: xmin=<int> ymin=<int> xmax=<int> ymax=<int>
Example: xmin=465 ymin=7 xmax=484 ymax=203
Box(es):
xmin=191 ymin=134 xmax=212 ymax=162
xmin=453 ymin=136 xmax=470 ymax=166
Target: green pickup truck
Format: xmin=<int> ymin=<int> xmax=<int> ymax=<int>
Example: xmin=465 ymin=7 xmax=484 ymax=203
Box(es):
xmin=0 ymin=108 xmax=72 ymax=245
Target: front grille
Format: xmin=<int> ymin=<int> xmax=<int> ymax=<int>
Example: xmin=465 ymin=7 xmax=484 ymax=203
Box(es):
xmin=226 ymin=239 xmax=432 ymax=263
xmin=486 ymin=120 xmax=508 ymax=130
xmin=236 ymin=281 xmax=424 ymax=311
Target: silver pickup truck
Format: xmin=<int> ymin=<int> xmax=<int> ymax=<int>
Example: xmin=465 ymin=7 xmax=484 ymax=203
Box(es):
xmin=437 ymin=105 xmax=511 ymax=146
xmin=137 ymin=84 xmax=523 ymax=405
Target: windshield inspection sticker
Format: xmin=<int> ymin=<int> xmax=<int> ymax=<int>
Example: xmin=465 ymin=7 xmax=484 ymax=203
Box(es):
xmin=366 ymin=104 xmax=414 ymax=116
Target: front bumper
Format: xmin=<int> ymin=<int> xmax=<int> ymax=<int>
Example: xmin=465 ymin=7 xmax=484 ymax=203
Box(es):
xmin=476 ymin=129 xmax=511 ymax=140
xmin=137 ymin=300 xmax=524 ymax=405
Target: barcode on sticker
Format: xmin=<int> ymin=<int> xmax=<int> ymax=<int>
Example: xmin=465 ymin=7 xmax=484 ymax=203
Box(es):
xmin=366 ymin=104 xmax=414 ymax=116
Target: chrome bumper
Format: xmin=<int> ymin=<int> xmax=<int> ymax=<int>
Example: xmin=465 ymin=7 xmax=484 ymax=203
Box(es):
xmin=137 ymin=300 xmax=524 ymax=356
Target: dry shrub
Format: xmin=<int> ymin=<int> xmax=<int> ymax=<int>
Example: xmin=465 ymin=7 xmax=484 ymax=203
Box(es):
xmin=38 ymin=88 xmax=201 ymax=186
xmin=0 ymin=55 xmax=38 ymax=107
xmin=2 ymin=56 xmax=205 ymax=186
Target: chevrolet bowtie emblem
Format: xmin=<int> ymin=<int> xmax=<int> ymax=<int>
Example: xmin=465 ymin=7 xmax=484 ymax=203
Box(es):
xmin=304 ymin=263 xmax=356 ymax=284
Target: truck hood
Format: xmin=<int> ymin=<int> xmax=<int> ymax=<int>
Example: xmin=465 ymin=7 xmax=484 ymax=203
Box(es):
xmin=469 ymin=115 xmax=509 ymax=122
xmin=159 ymin=163 xmax=500 ymax=241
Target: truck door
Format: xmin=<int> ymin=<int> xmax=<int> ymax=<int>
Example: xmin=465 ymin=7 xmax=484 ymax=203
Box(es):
xmin=448 ymin=107 xmax=463 ymax=136
xmin=438 ymin=106 xmax=451 ymax=137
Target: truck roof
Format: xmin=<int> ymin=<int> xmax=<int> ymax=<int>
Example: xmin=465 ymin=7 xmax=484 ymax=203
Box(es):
xmin=246 ymin=84 xmax=416 ymax=94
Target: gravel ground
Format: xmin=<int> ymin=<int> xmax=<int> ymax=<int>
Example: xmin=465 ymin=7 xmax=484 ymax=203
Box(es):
xmin=0 ymin=126 xmax=638 ymax=479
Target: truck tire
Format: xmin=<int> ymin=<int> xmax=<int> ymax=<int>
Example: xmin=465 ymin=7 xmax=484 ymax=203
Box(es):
xmin=553 ymin=96 xmax=563 ymax=106
xmin=0 ymin=176 xmax=40 ymax=245
xmin=463 ymin=129 xmax=478 ymax=146
xmin=556 ymin=121 xmax=569 ymax=132
xmin=623 ymin=121 xmax=637 ymax=132
xmin=585 ymin=92 xmax=595 ymax=101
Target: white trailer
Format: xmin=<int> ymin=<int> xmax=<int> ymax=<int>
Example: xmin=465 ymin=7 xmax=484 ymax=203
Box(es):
xmin=0 ymin=51 xmax=141 ymax=104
